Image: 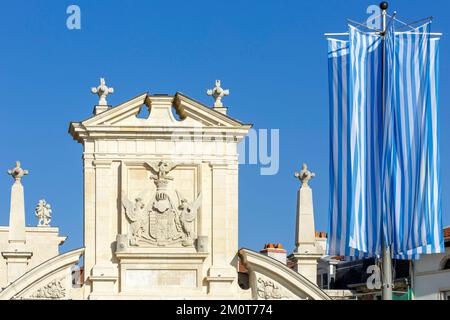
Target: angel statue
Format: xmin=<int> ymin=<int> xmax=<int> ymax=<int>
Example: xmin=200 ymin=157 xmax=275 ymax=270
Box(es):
xmin=35 ymin=199 xmax=52 ymax=227
xmin=122 ymin=191 xmax=151 ymax=246
xmin=176 ymin=191 xmax=202 ymax=247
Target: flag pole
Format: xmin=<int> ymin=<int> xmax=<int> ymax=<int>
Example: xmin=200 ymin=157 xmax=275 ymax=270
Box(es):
xmin=380 ymin=1 xmax=393 ymax=301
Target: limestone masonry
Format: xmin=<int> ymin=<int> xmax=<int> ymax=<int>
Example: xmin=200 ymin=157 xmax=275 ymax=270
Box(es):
xmin=0 ymin=80 xmax=330 ymax=300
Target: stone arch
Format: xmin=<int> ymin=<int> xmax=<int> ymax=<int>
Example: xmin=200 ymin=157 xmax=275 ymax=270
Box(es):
xmin=440 ymin=255 xmax=450 ymax=270
xmin=238 ymin=248 xmax=331 ymax=300
xmin=0 ymin=248 xmax=84 ymax=300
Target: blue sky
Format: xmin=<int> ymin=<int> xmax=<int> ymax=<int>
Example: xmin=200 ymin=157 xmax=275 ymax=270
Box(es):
xmin=0 ymin=0 xmax=449 ymax=253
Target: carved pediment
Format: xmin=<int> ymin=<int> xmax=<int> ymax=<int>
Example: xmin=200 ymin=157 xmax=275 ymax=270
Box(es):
xmin=69 ymin=92 xmax=252 ymax=143
xmin=73 ymin=92 xmax=247 ymax=127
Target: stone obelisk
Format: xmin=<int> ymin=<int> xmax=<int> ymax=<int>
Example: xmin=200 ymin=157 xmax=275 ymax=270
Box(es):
xmin=1 ymin=162 xmax=32 ymax=283
xmin=7 ymin=161 xmax=28 ymax=250
xmin=289 ymin=163 xmax=321 ymax=284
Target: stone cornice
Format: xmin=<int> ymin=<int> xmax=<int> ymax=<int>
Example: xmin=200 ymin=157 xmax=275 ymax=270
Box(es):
xmin=174 ymin=92 xmax=251 ymax=127
xmin=1 ymin=252 xmax=33 ymax=259
xmin=92 ymin=160 xmax=113 ymax=168
xmin=70 ymin=123 xmax=251 ymax=144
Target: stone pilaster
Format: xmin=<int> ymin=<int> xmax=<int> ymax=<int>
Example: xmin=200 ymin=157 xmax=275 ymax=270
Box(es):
xmin=89 ymin=160 xmax=118 ymax=297
xmin=2 ymin=252 xmax=32 ymax=283
xmin=206 ymin=164 xmax=237 ymax=296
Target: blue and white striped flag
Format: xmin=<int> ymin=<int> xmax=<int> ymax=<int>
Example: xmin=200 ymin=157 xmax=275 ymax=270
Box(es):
xmin=327 ymin=38 xmax=353 ymax=257
xmin=384 ymin=23 xmax=444 ymax=258
xmin=347 ymin=26 xmax=384 ymax=257
xmin=327 ymin=28 xmax=384 ymax=258
xmin=327 ymin=21 xmax=443 ymax=259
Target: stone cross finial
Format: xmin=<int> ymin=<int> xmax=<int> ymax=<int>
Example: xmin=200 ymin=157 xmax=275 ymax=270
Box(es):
xmin=91 ymin=77 xmax=114 ymax=106
xmin=294 ymin=163 xmax=315 ymax=188
xmin=207 ymin=80 xmax=229 ymax=108
xmin=7 ymin=161 xmax=29 ymax=183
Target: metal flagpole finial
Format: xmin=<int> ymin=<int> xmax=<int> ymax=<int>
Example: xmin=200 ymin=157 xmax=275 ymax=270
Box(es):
xmin=380 ymin=2 xmax=389 ymax=34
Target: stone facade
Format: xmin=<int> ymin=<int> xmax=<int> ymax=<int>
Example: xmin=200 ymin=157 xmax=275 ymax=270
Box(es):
xmin=68 ymin=90 xmax=252 ymax=299
xmin=0 ymin=81 xmax=330 ymax=300
xmin=0 ymin=226 xmax=66 ymax=288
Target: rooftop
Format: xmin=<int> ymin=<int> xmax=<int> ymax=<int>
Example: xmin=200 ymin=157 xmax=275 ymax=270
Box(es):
xmin=444 ymin=227 xmax=450 ymax=242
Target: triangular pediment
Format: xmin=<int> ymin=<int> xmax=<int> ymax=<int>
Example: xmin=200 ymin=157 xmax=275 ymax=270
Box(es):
xmin=79 ymin=92 xmax=248 ymax=128
xmin=69 ymin=92 xmax=252 ymax=143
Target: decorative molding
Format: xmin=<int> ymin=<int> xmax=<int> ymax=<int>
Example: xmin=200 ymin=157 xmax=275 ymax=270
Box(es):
xmin=1 ymin=251 xmax=33 ymax=259
xmin=92 ymin=160 xmax=113 ymax=168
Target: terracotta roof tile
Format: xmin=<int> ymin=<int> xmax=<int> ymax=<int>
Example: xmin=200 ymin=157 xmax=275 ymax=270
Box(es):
xmin=444 ymin=227 xmax=450 ymax=241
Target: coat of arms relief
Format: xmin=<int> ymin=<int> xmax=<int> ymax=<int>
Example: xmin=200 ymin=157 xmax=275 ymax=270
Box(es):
xmin=122 ymin=161 xmax=202 ymax=248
